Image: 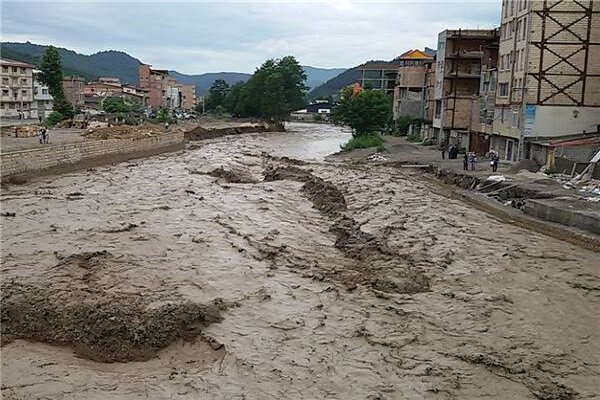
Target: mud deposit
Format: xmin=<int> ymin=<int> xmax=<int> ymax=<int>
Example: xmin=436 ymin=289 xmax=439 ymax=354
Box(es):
xmin=1 ymin=123 xmax=599 ymax=399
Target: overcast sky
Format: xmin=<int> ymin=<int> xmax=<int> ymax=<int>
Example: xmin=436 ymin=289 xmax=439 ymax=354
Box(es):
xmin=1 ymin=1 xmax=501 ymax=74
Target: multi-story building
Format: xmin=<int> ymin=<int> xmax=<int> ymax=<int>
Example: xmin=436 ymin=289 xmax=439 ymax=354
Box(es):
xmin=420 ymin=59 xmax=437 ymax=141
xmin=139 ymin=64 xmax=196 ymax=111
xmin=358 ymin=61 xmax=402 ymax=94
xmin=433 ymin=29 xmax=498 ymax=149
xmin=392 ymin=49 xmax=434 ymax=120
xmin=63 ymin=76 xmax=85 ymax=108
xmin=0 ymin=58 xmax=34 ymax=118
xmin=31 ymin=69 xmax=53 ymax=120
xmin=466 ymin=29 xmax=500 ymax=155
xmin=495 ymin=0 xmax=600 ymax=163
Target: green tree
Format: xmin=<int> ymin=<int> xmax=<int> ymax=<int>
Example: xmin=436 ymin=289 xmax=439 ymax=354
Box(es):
xmin=39 ymin=46 xmax=73 ymax=118
xmin=331 ymin=89 xmax=392 ymax=136
xmin=206 ymin=79 xmax=230 ymax=110
xmin=103 ymin=97 xmax=129 ymax=113
xmin=225 ymin=56 xmax=307 ymax=122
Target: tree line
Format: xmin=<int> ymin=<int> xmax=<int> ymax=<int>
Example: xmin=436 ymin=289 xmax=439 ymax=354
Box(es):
xmin=202 ymin=56 xmax=308 ymax=123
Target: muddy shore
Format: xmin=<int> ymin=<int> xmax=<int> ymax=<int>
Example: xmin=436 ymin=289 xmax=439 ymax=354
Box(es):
xmin=1 ymin=123 xmax=599 ymax=399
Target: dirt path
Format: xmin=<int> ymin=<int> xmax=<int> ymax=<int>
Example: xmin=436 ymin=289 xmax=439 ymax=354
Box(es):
xmin=1 ymin=124 xmax=599 ymax=399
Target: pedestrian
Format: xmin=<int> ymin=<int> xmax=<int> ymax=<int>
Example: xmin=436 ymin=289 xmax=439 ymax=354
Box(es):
xmin=490 ymin=151 xmax=499 ymax=172
xmin=468 ymin=152 xmax=477 ymax=171
xmin=42 ymin=127 xmax=49 ymax=144
xmin=440 ymin=143 xmax=446 ymax=160
xmin=38 ymin=115 xmax=43 ymax=124
xmin=38 ymin=127 xmax=44 ymax=144
xmin=463 ymin=152 xmax=469 ymax=171
xmin=164 ymin=121 xmax=170 ymax=130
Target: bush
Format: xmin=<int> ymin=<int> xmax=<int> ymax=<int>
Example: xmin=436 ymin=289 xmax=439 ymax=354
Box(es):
xmin=406 ymin=132 xmax=421 ymax=142
xmin=45 ymin=111 xmax=65 ymax=127
xmin=340 ymin=133 xmax=384 ymax=151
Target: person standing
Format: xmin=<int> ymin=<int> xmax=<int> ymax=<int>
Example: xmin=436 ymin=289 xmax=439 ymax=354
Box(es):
xmin=463 ymin=153 xmax=469 ymax=171
xmin=42 ymin=127 xmax=49 ymax=144
xmin=491 ymin=151 xmax=499 ymax=172
xmin=440 ymin=143 xmax=446 ymax=160
xmin=470 ymin=153 xmax=477 ymax=171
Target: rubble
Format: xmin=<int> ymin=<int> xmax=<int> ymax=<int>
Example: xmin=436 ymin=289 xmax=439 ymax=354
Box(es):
xmin=82 ymin=124 xmax=171 ymax=140
xmin=12 ymin=125 xmax=40 ymax=138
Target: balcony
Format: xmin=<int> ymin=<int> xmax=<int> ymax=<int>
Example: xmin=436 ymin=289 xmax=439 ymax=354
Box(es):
xmin=446 ymin=50 xmax=483 ymax=59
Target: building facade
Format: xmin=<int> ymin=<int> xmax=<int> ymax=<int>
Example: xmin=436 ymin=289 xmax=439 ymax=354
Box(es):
xmin=433 ymin=29 xmax=498 ymax=149
xmin=63 ymin=76 xmax=85 ymax=108
xmin=495 ymin=0 xmax=600 ymax=163
xmin=31 ymin=69 xmax=53 ymax=120
xmin=392 ymin=49 xmax=434 ymax=120
xmin=139 ymin=64 xmax=195 ymax=111
xmin=359 ymin=61 xmax=402 ymax=94
xmin=0 ymin=58 xmax=34 ymax=118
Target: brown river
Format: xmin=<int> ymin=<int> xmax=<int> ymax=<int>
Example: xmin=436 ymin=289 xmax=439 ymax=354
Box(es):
xmin=1 ymin=122 xmax=599 ymax=399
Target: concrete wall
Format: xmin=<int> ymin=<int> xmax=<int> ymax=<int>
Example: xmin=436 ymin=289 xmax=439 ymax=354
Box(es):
xmin=1 ymin=132 xmax=184 ymax=178
xmin=525 ymin=106 xmax=600 ymax=138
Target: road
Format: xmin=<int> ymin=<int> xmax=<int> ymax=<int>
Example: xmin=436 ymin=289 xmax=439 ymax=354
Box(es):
xmin=1 ymin=123 xmax=599 ymax=399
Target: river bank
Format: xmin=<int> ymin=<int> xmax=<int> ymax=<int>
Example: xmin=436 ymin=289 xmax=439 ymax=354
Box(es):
xmin=1 ymin=123 xmax=599 ymax=399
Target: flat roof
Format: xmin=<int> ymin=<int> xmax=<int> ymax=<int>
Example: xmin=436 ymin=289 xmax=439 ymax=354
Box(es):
xmin=0 ymin=58 xmax=34 ymax=68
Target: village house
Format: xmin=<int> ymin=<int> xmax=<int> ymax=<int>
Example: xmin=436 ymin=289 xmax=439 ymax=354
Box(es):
xmin=138 ymin=64 xmax=196 ymax=111
xmin=0 ymin=58 xmax=34 ymax=118
xmin=358 ymin=61 xmax=402 ymax=94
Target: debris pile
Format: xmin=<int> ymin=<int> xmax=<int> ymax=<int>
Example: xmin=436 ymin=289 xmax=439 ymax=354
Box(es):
xmin=12 ymin=125 xmax=40 ymax=138
xmin=82 ymin=124 xmax=172 ymax=140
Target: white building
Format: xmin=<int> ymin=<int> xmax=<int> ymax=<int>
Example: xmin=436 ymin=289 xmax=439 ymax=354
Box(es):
xmin=31 ymin=69 xmax=53 ymax=120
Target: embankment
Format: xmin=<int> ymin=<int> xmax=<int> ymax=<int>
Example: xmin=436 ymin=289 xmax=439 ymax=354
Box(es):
xmin=1 ymin=132 xmax=184 ymax=181
xmin=184 ymin=122 xmax=281 ymax=141
xmin=430 ymin=167 xmax=600 ymax=251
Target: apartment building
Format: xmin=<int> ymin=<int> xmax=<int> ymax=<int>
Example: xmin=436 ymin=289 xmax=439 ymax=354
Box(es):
xmin=139 ymin=64 xmax=196 ymax=111
xmin=358 ymin=61 xmax=402 ymax=94
xmin=63 ymin=76 xmax=85 ymax=108
xmin=392 ymin=49 xmax=434 ymax=120
xmin=0 ymin=58 xmax=34 ymax=118
xmin=31 ymin=69 xmax=53 ymax=120
xmin=495 ymin=0 xmax=600 ymax=162
xmin=432 ymin=29 xmax=498 ymax=148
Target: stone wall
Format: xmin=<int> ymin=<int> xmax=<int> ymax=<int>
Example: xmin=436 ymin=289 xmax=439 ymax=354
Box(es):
xmin=1 ymin=132 xmax=184 ymax=178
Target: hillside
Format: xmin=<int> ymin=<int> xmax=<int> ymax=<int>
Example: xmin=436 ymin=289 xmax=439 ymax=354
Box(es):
xmin=1 ymin=42 xmax=347 ymax=95
xmin=308 ymin=67 xmax=362 ymax=100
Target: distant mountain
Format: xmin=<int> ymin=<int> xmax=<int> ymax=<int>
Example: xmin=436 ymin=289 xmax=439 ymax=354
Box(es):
xmin=168 ymin=71 xmax=252 ymax=96
xmin=308 ymin=67 xmax=362 ymax=100
xmin=302 ymin=66 xmax=347 ymax=91
xmin=1 ymin=42 xmax=348 ymax=96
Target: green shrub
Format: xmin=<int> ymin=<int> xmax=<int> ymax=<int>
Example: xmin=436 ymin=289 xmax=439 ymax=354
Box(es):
xmin=340 ymin=133 xmax=384 ymax=151
xmin=45 ymin=111 xmax=65 ymax=127
xmin=406 ymin=132 xmax=421 ymax=142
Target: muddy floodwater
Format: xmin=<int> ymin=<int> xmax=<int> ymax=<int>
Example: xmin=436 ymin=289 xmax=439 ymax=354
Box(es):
xmin=1 ymin=122 xmax=599 ymax=399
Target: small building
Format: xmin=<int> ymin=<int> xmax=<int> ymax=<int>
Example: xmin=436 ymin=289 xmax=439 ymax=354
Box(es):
xmin=63 ymin=76 xmax=85 ymax=108
xmin=98 ymin=77 xmax=121 ymax=85
xmin=0 ymin=58 xmax=34 ymax=118
xmin=306 ymin=100 xmax=333 ymax=114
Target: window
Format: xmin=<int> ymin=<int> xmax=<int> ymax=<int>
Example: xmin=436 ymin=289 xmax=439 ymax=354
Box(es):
xmin=2 ymin=89 xmax=8 ymax=96
xmin=9 ymin=103 xmax=16 ymax=109
xmin=42 ymin=88 xmax=48 ymax=94
xmin=2 ymin=66 xmax=7 ymax=72
xmin=499 ymin=83 xmax=509 ymax=97
xmin=21 ymin=89 xmax=27 ymax=96
xmin=435 ymin=100 xmax=442 ymax=118
xmin=522 ymin=17 xmax=527 ymax=39
xmin=21 ymin=78 xmax=28 ymax=84
xmin=2 ymin=77 xmax=8 ymax=84
xmin=12 ymin=67 xmax=17 ymax=73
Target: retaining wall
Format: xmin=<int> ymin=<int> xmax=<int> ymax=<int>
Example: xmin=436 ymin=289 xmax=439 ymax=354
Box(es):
xmin=1 ymin=132 xmax=184 ymax=179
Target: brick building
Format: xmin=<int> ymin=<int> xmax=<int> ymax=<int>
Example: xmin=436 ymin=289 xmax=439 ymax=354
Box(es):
xmin=139 ymin=64 xmax=196 ymax=111
xmin=63 ymin=76 xmax=85 ymax=108
xmin=0 ymin=58 xmax=34 ymax=118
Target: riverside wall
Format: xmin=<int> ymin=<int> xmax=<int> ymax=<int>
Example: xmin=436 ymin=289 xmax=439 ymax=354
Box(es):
xmin=1 ymin=132 xmax=184 ymax=179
